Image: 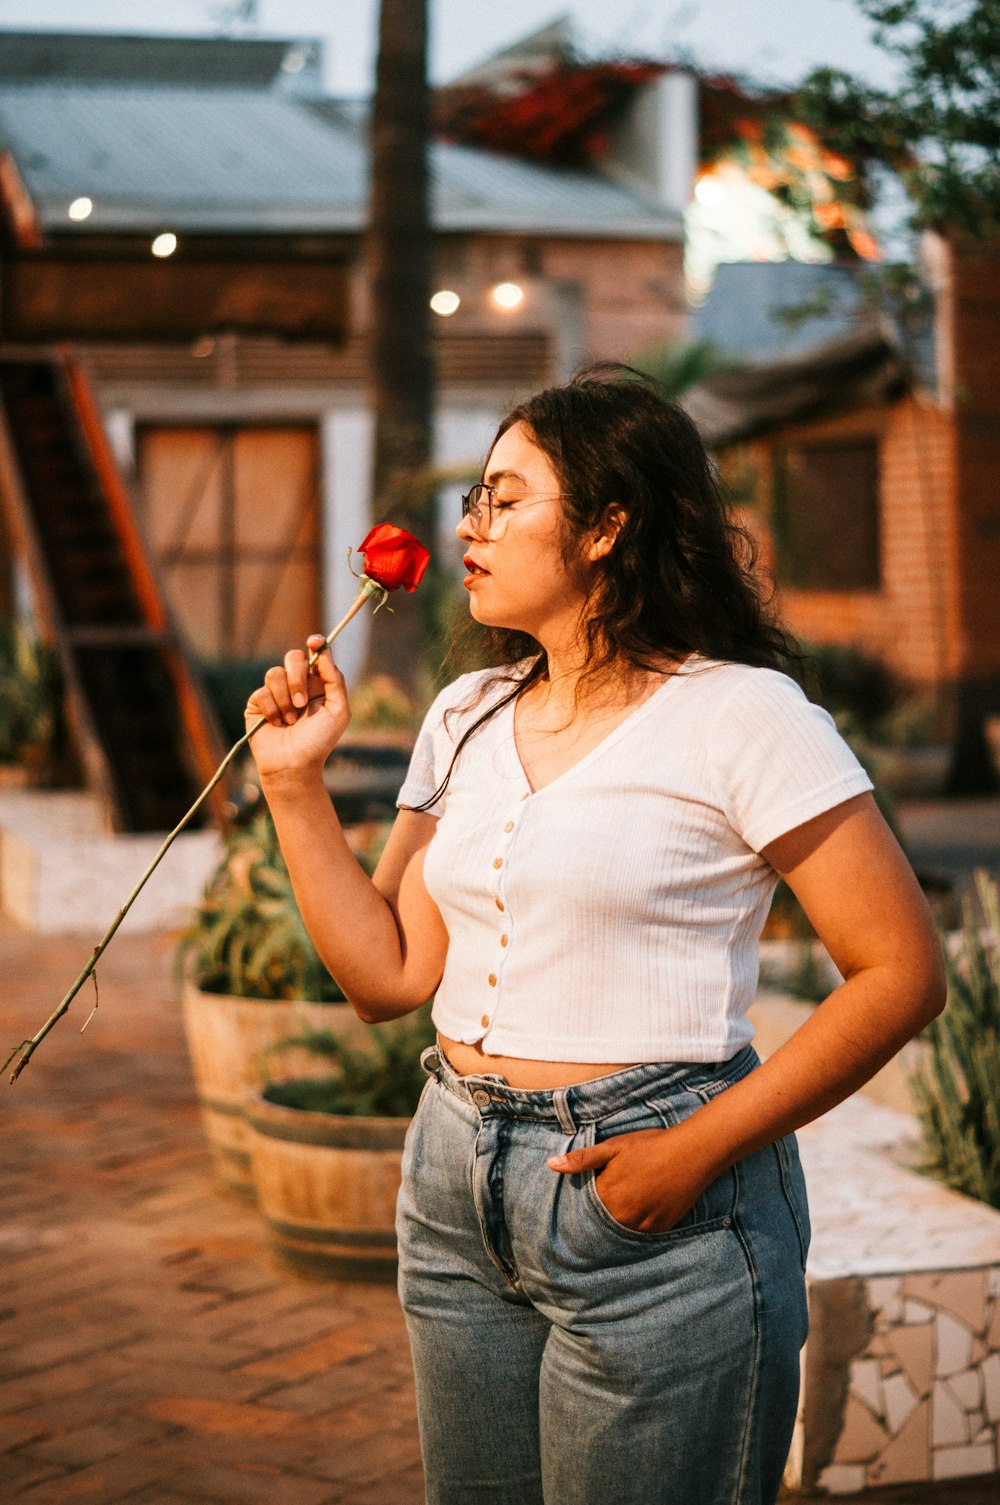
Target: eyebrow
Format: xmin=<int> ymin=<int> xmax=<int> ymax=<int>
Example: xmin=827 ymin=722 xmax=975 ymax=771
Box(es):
xmin=483 ymin=467 xmax=528 ymax=485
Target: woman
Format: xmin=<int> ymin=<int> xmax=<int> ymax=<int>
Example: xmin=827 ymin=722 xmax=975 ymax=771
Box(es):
xmin=246 ymin=367 xmax=945 ymax=1505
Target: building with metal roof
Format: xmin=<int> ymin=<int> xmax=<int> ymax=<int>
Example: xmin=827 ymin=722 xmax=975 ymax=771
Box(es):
xmin=0 ymin=30 xmax=683 ymax=241
xmin=0 ymin=28 xmax=691 ymax=687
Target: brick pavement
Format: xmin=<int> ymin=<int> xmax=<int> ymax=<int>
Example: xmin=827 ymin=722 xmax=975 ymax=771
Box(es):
xmin=3 ymin=915 xmax=999 ymax=1505
xmin=1 ymin=918 xmax=423 ymax=1505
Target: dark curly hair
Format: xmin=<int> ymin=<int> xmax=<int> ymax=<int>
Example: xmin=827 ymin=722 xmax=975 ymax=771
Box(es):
xmin=409 ymin=363 xmax=803 ymax=810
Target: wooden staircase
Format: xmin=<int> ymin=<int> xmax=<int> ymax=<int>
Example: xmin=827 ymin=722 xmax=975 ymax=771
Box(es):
xmin=0 ymin=351 xmax=227 ymax=831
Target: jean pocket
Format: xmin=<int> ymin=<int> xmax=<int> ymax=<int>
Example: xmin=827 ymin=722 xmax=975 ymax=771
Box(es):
xmin=582 ymin=1109 xmax=736 ymax=1245
xmin=774 ymin=1133 xmax=811 ymax=1272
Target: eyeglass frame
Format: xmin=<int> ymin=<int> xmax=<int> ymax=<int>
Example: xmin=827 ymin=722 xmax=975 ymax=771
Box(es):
xmin=460 ymin=482 xmax=575 ymax=540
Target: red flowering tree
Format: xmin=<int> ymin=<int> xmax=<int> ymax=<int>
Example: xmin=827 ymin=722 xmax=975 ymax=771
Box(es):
xmin=436 ymin=55 xmax=880 ymax=261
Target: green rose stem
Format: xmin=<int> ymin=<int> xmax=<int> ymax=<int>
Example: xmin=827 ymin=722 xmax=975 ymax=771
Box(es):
xmin=4 ymin=575 xmax=385 ymax=1085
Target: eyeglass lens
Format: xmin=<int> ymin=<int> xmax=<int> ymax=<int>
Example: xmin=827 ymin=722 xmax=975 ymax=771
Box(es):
xmin=464 ymin=484 xmax=491 ymax=537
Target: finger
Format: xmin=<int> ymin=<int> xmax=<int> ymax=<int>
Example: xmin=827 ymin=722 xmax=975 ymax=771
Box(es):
xmin=284 ymin=649 xmax=309 ymax=709
xmin=547 ymin=1142 xmax=616 ymax=1174
xmin=308 ymin=644 xmax=348 ymax=698
xmin=307 ymin=637 xmax=342 ymax=682
xmin=246 ymin=686 xmax=286 ymax=728
xmin=264 ymin=665 xmax=297 ymax=725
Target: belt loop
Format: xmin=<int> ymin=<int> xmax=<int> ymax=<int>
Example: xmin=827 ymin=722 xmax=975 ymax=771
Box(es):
xmin=420 ymin=1044 xmax=443 ymax=1079
xmin=552 ymin=1086 xmax=576 ymax=1132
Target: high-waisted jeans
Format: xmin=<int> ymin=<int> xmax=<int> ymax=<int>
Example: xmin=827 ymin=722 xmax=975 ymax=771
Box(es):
xmin=396 ymin=1042 xmax=810 ymax=1505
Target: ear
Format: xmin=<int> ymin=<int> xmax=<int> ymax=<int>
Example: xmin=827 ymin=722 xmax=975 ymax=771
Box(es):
xmin=586 ymin=505 xmax=627 ymax=563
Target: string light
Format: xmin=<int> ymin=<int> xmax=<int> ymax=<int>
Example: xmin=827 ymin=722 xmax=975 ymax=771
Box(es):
xmin=68 ymin=197 xmax=93 ymax=221
xmin=152 ymin=232 xmax=178 ymax=258
xmin=430 ymin=289 xmax=461 ymax=316
xmin=491 ymin=281 xmax=524 ymax=310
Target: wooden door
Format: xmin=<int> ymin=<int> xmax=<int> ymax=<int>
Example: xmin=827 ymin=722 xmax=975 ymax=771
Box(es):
xmin=137 ymin=425 xmax=321 ymax=660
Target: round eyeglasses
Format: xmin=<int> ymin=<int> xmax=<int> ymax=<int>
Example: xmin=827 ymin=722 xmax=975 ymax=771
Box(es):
xmin=461 ymin=483 xmax=574 ymax=540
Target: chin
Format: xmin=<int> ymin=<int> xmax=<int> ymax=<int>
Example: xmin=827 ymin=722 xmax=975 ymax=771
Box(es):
xmin=470 ymin=602 xmax=518 ymax=632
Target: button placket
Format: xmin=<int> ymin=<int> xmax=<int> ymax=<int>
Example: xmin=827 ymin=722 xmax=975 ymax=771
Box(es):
xmin=481 ymin=802 xmax=523 ymax=1041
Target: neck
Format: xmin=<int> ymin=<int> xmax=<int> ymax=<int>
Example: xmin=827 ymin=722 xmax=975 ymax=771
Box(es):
xmin=531 ymin=631 xmax=683 ymax=713
xmin=534 ymin=620 xmax=598 ymax=702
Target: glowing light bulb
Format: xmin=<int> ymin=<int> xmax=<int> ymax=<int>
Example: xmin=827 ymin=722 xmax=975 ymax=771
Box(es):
xmin=491 ymin=281 xmax=524 ymax=310
xmin=430 ymin=289 xmax=461 ymax=316
xmin=694 ymin=175 xmax=724 ymax=207
xmin=151 ymin=232 xmax=178 ymax=258
xmin=68 ymin=197 xmax=93 ymax=221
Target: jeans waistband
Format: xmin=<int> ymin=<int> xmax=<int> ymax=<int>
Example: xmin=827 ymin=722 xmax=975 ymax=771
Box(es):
xmin=420 ymin=1040 xmax=759 ymax=1130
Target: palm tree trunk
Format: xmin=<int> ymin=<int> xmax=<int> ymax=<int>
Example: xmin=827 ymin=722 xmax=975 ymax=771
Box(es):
xmin=364 ymin=0 xmax=436 ymax=691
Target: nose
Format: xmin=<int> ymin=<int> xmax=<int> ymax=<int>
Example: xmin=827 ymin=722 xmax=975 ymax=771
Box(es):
xmin=456 ymin=512 xmax=477 ymax=542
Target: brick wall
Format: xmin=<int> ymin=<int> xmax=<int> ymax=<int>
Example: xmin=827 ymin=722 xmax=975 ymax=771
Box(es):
xmin=931 ymin=234 xmax=1000 ymax=681
xmin=425 ymin=234 xmax=687 ymax=372
xmin=734 ymin=400 xmax=957 ymax=693
xmin=727 ymin=235 xmax=1000 ymax=722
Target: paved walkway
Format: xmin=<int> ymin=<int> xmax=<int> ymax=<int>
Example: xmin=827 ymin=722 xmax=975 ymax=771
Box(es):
xmin=1 ymin=921 xmax=423 ymax=1504
xmin=3 ymin=914 xmax=999 ymax=1504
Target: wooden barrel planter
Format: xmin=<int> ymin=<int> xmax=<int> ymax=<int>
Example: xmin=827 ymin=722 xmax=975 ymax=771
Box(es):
xmin=180 ymin=978 xmax=371 ymax=1199
xmin=245 ymin=1086 xmax=409 ymax=1281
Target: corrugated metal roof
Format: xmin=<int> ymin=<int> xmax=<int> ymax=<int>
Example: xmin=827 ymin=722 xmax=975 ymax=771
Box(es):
xmin=0 ymin=84 xmax=366 ymax=230
xmin=692 ymin=261 xmax=936 ymax=389
xmin=0 ymin=77 xmax=681 ymax=240
xmin=684 ymin=326 xmax=910 ymax=447
xmin=0 ymin=31 xmax=311 ymax=87
xmin=693 ymin=262 xmax=865 ymax=360
xmin=431 ymin=141 xmax=680 ymax=237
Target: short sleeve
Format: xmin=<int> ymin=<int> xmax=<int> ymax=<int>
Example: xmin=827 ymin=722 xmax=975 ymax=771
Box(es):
xmin=709 ymin=668 xmax=874 ymax=853
xmin=395 ymin=670 xmax=493 ymax=816
xmin=395 ymin=682 xmax=456 ymax=816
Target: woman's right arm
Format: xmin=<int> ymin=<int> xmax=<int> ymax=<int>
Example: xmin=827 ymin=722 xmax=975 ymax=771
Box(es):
xmin=246 ymin=636 xmax=449 ymax=1022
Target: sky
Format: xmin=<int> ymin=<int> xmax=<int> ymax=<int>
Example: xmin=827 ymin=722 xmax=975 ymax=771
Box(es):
xmin=0 ymin=0 xmax=900 ymax=95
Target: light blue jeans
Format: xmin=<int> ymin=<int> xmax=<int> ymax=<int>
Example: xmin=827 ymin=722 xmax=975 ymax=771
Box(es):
xmin=396 ymin=1042 xmax=810 ymax=1505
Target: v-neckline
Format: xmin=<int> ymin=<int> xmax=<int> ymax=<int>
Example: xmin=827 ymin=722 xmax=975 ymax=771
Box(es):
xmin=510 ymin=655 xmax=696 ymax=797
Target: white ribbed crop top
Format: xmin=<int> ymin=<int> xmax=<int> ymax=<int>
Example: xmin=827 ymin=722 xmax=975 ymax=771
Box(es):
xmin=396 ymin=655 xmax=873 ymax=1063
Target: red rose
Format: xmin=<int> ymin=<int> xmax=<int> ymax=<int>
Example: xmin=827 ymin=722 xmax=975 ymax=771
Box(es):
xmin=357 ymin=523 xmax=431 ymax=593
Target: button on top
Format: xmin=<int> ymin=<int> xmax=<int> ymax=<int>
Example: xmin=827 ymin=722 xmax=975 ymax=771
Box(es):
xmin=495 ymin=897 xmax=505 ymax=912
xmin=480 ymin=1013 xmax=490 ymax=1028
xmin=493 ymin=857 xmax=503 ymax=870
xmin=500 ymin=934 xmax=509 ymax=947
xmin=504 ymin=820 xmax=515 ymax=833
xmin=488 ymin=973 xmax=497 ymax=987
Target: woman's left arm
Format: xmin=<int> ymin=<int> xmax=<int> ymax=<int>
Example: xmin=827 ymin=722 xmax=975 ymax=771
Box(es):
xmin=548 ymin=792 xmax=947 ymax=1233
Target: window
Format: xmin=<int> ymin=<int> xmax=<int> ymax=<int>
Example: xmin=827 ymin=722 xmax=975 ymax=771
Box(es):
xmin=773 ymin=438 xmax=880 ymax=590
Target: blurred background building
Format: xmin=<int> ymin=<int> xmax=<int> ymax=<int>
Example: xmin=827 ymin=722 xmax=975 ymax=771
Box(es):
xmin=0 ymin=18 xmax=997 ymax=825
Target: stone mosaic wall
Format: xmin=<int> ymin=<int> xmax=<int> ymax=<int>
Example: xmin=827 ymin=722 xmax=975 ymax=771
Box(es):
xmin=814 ymin=1266 xmax=1000 ymax=1494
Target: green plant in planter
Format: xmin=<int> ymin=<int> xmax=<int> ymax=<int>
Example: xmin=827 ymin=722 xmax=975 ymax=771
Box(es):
xmin=265 ymin=1005 xmax=436 ymax=1117
xmin=910 ymin=870 xmax=1000 ymax=1209
xmin=872 ymin=695 xmax=949 ymax=751
xmin=176 ymin=809 xmax=389 ymax=1002
xmin=0 ymin=619 xmax=56 ymax=766
xmin=348 ymin=674 xmax=421 ymax=733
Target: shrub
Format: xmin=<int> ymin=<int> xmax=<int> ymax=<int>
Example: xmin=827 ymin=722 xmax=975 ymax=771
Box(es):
xmin=803 ymin=642 xmax=896 ymax=739
xmin=0 ymin=619 xmax=57 ymax=764
xmin=177 ymin=810 xmax=389 ymax=1002
xmin=264 ymin=1006 xmax=435 ymax=1117
xmin=910 ymin=870 xmax=1000 ymax=1209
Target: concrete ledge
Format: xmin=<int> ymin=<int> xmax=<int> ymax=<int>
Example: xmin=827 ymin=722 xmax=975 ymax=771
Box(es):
xmin=752 ymin=995 xmax=1000 ymax=1496
xmin=0 ymin=791 xmax=220 ymax=935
